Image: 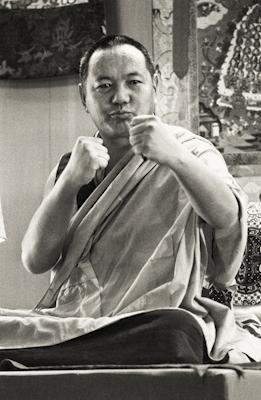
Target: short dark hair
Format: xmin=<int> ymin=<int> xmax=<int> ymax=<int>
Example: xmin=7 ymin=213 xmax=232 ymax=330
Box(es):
xmin=79 ymin=34 xmax=155 ymax=86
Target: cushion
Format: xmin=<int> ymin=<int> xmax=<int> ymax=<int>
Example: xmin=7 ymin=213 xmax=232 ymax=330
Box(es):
xmin=233 ymin=202 xmax=261 ymax=306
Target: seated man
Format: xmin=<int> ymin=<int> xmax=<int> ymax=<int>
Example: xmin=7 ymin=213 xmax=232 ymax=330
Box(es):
xmin=1 ymin=35 xmax=261 ymax=367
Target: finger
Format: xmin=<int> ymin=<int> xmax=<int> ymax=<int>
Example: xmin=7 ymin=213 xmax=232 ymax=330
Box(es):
xmin=130 ymin=115 xmax=155 ymax=126
xmin=85 ymin=150 xmax=110 ymax=168
xmin=83 ymin=137 xmax=105 ymax=147
xmin=76 ymin=136 xmax=102 ymax=145
xmin=129 ymin=123 xmax=147 ymax=136
xmin=97 ymin=157 xmax=109 ymax=169
xmin=88 ymin=144 xmax=109 ymax=155
xmin=129 ymin=117 xmax=158 ymax=136
xmin=129 ymin=132 xmax=144 ymax=147
xmin=77 ymin=137 xmax=105 ymax=150
xmin=83 ymin=140 xmax=109 ymax=155
xmin=97 ymin=148 xmax=110 ymax=157
xmin=89 ymin=154 xmax=109 ymax=168
xmin=88 ymin=136 xmax=104 ymax=144
xmin=91 ymin=137 xmax=105 ymax=146
xmin=129 ymin=134 xmax=148 ymax=153
xmin=131 ymin=143 xmax=146 ymax=156
xmin=96 ymin=143 xmax=109 ymax=153
xmin=89 ymin=154 xmax=109 ymax=170
xmin=94 ymin=151 xmax=110 ymax=162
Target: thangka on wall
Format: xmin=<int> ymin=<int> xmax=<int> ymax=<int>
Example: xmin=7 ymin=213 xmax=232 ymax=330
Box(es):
xmin=198 ymin=0 xmax=261 ymax=153
xmin=0 ymin=0 xmax=105 ymax=79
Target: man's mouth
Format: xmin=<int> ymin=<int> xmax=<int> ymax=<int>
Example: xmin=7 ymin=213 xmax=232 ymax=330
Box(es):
xmin=109 ymin=111 xmax=134 ymax=120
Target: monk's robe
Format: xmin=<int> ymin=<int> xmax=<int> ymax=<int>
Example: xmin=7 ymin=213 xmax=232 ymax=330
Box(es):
xmin=0 ymin=130 xmax=261 ymax=363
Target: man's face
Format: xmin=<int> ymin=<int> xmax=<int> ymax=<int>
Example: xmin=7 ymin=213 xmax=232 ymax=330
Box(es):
xmin=84 ymin=44 xmax=156 ymax=146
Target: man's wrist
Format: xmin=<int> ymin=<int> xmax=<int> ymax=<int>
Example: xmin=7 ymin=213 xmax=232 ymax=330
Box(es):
xmin=56 ymin=169 xmax=85 ymax=197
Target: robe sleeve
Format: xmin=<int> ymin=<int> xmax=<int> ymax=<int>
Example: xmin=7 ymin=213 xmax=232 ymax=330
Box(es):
xmin=183 ymin=134 xmax=248 ymax=289
xmin=192 ymin=143 xmax=248 ymax=289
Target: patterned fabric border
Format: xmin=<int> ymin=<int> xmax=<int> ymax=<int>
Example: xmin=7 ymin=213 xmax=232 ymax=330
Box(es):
xmin=203 ymin=202 xmax=261 ymax=308
xmin=0 ymin=0 xmax=90 ymax=9
xmin=0 ymin=0 xmax=105 ymax=78
xmin=234 ymin=202 xmax=261 ymax=306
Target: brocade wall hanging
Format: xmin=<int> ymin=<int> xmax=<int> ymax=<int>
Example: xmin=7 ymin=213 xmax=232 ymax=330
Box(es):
xmin=0 ymin=0 xmax=105 ymax=79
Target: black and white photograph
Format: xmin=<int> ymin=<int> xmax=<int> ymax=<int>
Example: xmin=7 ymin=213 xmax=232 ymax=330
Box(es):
xmin=0 ymin=0 xmax=261 ymax=398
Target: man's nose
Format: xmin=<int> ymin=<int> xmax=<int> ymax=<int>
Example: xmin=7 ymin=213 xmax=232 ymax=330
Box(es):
xmin=112 ymin=84 xmax=130 ymax=104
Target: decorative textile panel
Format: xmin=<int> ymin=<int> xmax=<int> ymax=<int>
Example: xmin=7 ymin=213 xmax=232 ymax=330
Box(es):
xmin=234 ymin=202 xmax=261 ymax=306
xmin=0 ymin=0 xmax=105 ymax=79
xmin=198 ymin=0 xmax=261 ymax=152
xmin=207 ymin=201 xmax=261 ymax=307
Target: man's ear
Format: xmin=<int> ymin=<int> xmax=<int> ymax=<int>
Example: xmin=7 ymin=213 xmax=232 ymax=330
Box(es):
xmin=78 ymin=83 xmax=88 ymax=111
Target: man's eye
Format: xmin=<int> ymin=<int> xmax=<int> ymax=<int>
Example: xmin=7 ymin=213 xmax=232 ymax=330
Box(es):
xmin=128 ymin=80 xmax=142 ymax=86
xmin=97 ymin=83 xmax=112 ymax=90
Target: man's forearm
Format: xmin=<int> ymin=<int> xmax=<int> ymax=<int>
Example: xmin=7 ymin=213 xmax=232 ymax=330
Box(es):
xmin=21 ymin=174 xmax=79 ymax=274
xmin=167 ymin=148 xmax=239 ymax=229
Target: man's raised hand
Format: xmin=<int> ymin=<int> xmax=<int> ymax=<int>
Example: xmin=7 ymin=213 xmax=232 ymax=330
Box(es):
xmin=64 ymin=136 xmax=110 ymax=188
xmin=129 ymin=115 xmax=183 ymax=166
